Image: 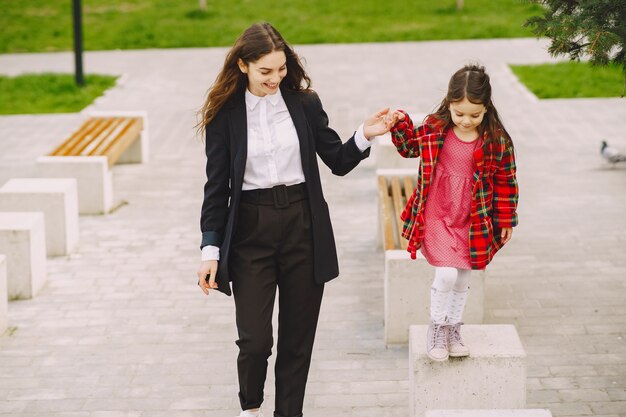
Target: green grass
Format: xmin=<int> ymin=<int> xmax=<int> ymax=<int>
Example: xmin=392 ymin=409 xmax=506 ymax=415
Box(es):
xmin=0 ymin=0 xmax=544 ymax=53
xmin=0 ymin=73 xmax=118 ymax=114
xmin=510 ymin=62 xmax=625 ymax=99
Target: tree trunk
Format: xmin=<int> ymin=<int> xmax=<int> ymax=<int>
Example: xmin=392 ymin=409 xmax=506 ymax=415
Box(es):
xmin=199 ymin=0 xmax=207 ymax=12
xmin=456 ymin=0 xmax=464 ymax=10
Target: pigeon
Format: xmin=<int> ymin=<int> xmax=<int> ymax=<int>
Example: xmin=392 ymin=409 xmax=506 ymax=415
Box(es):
xmin=601 ymin=140 xmax=626 ymax=164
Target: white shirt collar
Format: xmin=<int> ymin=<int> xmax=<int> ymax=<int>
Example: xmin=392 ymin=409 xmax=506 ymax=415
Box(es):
xmin=245 ymin=88 xmax=282 ymax=111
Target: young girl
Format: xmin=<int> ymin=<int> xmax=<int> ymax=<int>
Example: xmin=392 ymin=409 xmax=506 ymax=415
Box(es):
xmin=385 ymin=64 xmax=519 ymax=361
xmin=196 ymin=23 xmax=391 ymax=417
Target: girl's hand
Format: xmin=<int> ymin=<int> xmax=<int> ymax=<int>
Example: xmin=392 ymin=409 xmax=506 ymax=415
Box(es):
xmin=383 ymin=110 xmax=405 ymax=129
xmin=363 ymin=108 xmax=391 ymax=139
xmin=197 ymin=260 xmax=219 ymax=295
xmin=500 ymin=228 xmax=513 ymax=244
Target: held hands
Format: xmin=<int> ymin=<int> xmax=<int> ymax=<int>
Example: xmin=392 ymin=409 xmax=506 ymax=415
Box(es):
xmin=384 ymin=109 xmax=405 ymax=127
xmin=362 ymin=108 xmax=406 ymax=140
xmin=197 ymin=260 xmax=219 ymax=295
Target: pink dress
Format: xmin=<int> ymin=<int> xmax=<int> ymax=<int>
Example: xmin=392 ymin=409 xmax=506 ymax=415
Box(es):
xmin=421 ymin=129 xmax=481 ymax=269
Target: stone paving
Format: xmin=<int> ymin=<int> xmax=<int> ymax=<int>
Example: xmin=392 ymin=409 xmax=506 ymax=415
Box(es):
xmin=0 ymin=38 xmax=625 ymax=416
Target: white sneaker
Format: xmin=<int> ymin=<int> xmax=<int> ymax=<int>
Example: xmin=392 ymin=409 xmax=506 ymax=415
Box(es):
xmin=447 ymin=322 xmax=469 ymax=357
xmin=237 ymin=410 xmax=263 ymax=417
xmin=426 ymin=321 xmax=449 ymax=361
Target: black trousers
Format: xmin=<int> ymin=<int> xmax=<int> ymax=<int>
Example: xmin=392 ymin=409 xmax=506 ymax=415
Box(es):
xmin=230 ymin=184 xmax=324 ymax=417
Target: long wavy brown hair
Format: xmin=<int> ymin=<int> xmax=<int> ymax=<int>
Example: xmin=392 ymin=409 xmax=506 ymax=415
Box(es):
xmin=197 ymin=22 xmax=311 ymax=133
xmin=429 ymin=64 xmax=513 ymax=153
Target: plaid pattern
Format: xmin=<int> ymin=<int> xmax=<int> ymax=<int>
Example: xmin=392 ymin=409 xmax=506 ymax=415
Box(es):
xmin=390 ymin=112 xmax=519 ymax=269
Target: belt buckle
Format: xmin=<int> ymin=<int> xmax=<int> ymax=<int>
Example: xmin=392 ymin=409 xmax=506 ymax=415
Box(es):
xmin=272 ymin=184 xmax=289 ymax=208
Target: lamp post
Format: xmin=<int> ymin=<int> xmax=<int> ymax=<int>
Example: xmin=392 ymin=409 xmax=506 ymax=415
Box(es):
xmin=72 ymin=0 xmax=85 ymax=86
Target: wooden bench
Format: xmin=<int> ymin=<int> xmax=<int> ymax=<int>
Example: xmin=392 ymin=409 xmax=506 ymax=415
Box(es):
xmin=36 ymin=112 xmax=148 ymax=214
xmin=49 ymin=116 xmax=144 ymax=167
xmin=377 ymin=169 xmax=416 ymax=251
xmin=376 ymin=169 xmax=485 ymax=345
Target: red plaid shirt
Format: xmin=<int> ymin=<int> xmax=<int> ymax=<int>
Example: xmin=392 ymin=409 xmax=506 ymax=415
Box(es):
xmin=390 ymin=112 xmax=519 ymax=269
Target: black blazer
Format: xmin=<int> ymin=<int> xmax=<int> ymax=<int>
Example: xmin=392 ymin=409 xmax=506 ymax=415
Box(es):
xmin=200 ymin=87 xmax=370 ymax=296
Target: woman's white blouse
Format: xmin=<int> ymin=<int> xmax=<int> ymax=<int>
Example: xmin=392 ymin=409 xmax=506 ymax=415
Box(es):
xmin=242 ymin=89 xmax=305 ymax=190
xmin=201 ymin=89 xmax=371 ymax=261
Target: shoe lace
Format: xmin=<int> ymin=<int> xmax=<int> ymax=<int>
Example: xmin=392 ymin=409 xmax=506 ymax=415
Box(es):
xmin=431 ymin=323 xmax=448 ymax=349
xmin=449 ymin=322 xmax=465 ymax=346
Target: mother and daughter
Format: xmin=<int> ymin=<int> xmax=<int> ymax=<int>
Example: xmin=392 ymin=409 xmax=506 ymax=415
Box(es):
xmin=196 ymin=22 xmax=518 ymax=417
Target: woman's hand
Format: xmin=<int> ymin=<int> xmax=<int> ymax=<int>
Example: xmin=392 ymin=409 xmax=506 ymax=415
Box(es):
xmin=500 ymin=228 xmax=513 ymax=244
xmin=363 ymin=108 xmax=391 ymax=139
xmin=197 ymin=260 xmax=219 ymax=295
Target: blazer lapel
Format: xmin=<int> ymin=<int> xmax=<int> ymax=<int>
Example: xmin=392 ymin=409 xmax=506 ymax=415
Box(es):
xmin=282 ymin=89 xmax=311 ymax=176
xmin=228 ymin=96 xmax=248 ymax=190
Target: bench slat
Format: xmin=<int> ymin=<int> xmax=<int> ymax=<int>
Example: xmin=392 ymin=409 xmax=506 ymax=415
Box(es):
xmin=378 ymin=176 xmax=396 ymax=251
xmin=403 ymin=175 xmax=415 ymax=202
xmin=94 ymin=118 xmax=143 ymax=167
xmin=390 ymin=177 xmax=407 ymax=250
xmin=50 ymin=118 xmax=102 ymax=156
xmin=80 ymin=118 xmax=124 ymax=156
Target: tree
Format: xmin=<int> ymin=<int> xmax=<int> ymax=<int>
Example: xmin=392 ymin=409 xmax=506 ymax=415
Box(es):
xmin=525 ymin=0 xmax=626 ymax=96
xmin=199 ymin=0 xmax=207 ymax=12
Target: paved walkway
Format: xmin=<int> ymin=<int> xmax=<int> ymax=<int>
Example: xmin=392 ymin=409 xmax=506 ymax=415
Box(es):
xmin=0 ymin=38 xmax=625 ymax=417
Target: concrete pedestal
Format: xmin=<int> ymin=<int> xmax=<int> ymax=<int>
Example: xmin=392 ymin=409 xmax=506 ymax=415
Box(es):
xmin=410 ymin=324 xmax=526 ymax=417
xmin=0 ymin=213 xmax=47 ymax=299
xmin=385 ymin=250 xmax=484 ymax=345
xmin=0 ymin=178 xmax=79 ymax=256
xmin=36 ymin=155 xmax=112 ymax=215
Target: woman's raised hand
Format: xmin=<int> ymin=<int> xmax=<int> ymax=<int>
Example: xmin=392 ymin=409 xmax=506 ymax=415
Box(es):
xmin=363 ymin=108 xmax=391 ymax=139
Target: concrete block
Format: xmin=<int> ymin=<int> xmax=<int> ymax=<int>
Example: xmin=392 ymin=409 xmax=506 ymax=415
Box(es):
xmin=89 ymin=110 xmax=149 ymax=164
xmin=0 ymin=178 xmax=79 ymax=256
xmin=0 ymin=213 xmax=47 ymax=299
xmin=36 ymin=155 xmax=112 ymax=215
xmin=0 ymin=255 xmax=7 ymax=334
xmin=385 ymin=250 xmax=484 ymax=345
xmin=410 ymin=325 xmax=526 ymax=417
xmin=426 ymin=410 xmax=552 ymax=417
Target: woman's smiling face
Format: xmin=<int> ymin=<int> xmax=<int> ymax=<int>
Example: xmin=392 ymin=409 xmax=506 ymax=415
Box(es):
xmin=238 ymin=49 xmax=287 ymax=97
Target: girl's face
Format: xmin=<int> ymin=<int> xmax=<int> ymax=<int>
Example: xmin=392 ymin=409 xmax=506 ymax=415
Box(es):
xmin=238 ymin=50 xmax=287 ymax=97
xmin=449 ymin=97 xmax=487 ymax=133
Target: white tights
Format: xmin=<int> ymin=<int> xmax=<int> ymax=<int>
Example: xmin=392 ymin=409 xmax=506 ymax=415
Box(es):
xmin=430 ymin=267 xmax=471 ymax=325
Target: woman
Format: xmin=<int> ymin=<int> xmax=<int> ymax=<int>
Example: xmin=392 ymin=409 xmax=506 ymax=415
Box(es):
xmin=196 ymin=22 xmax=389 ymax=417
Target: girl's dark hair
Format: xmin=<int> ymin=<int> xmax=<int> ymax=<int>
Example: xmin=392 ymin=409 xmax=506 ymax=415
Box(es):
xmin=197 ymin=22 xmax=311 ymax=132
xmin=431 ymin=64 xmax=513 ymax=151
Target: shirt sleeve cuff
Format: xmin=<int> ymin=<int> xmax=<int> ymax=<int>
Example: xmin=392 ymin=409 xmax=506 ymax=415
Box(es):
xmin=201 ymin=245 xmax=220 ymax=261
xmin=354 ymin=124 xmax=373 ymax=152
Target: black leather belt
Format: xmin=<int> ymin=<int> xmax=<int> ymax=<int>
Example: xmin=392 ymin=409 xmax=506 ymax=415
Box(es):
xmin=241 ymin=183 xmax=307 ymax=208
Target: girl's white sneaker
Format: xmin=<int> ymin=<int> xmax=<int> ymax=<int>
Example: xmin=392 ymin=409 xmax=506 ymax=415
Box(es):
xmin=426 ymin=321 xmax=449 ymax=361
xmin=447 ymin=322 xmax=469 ymax=357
